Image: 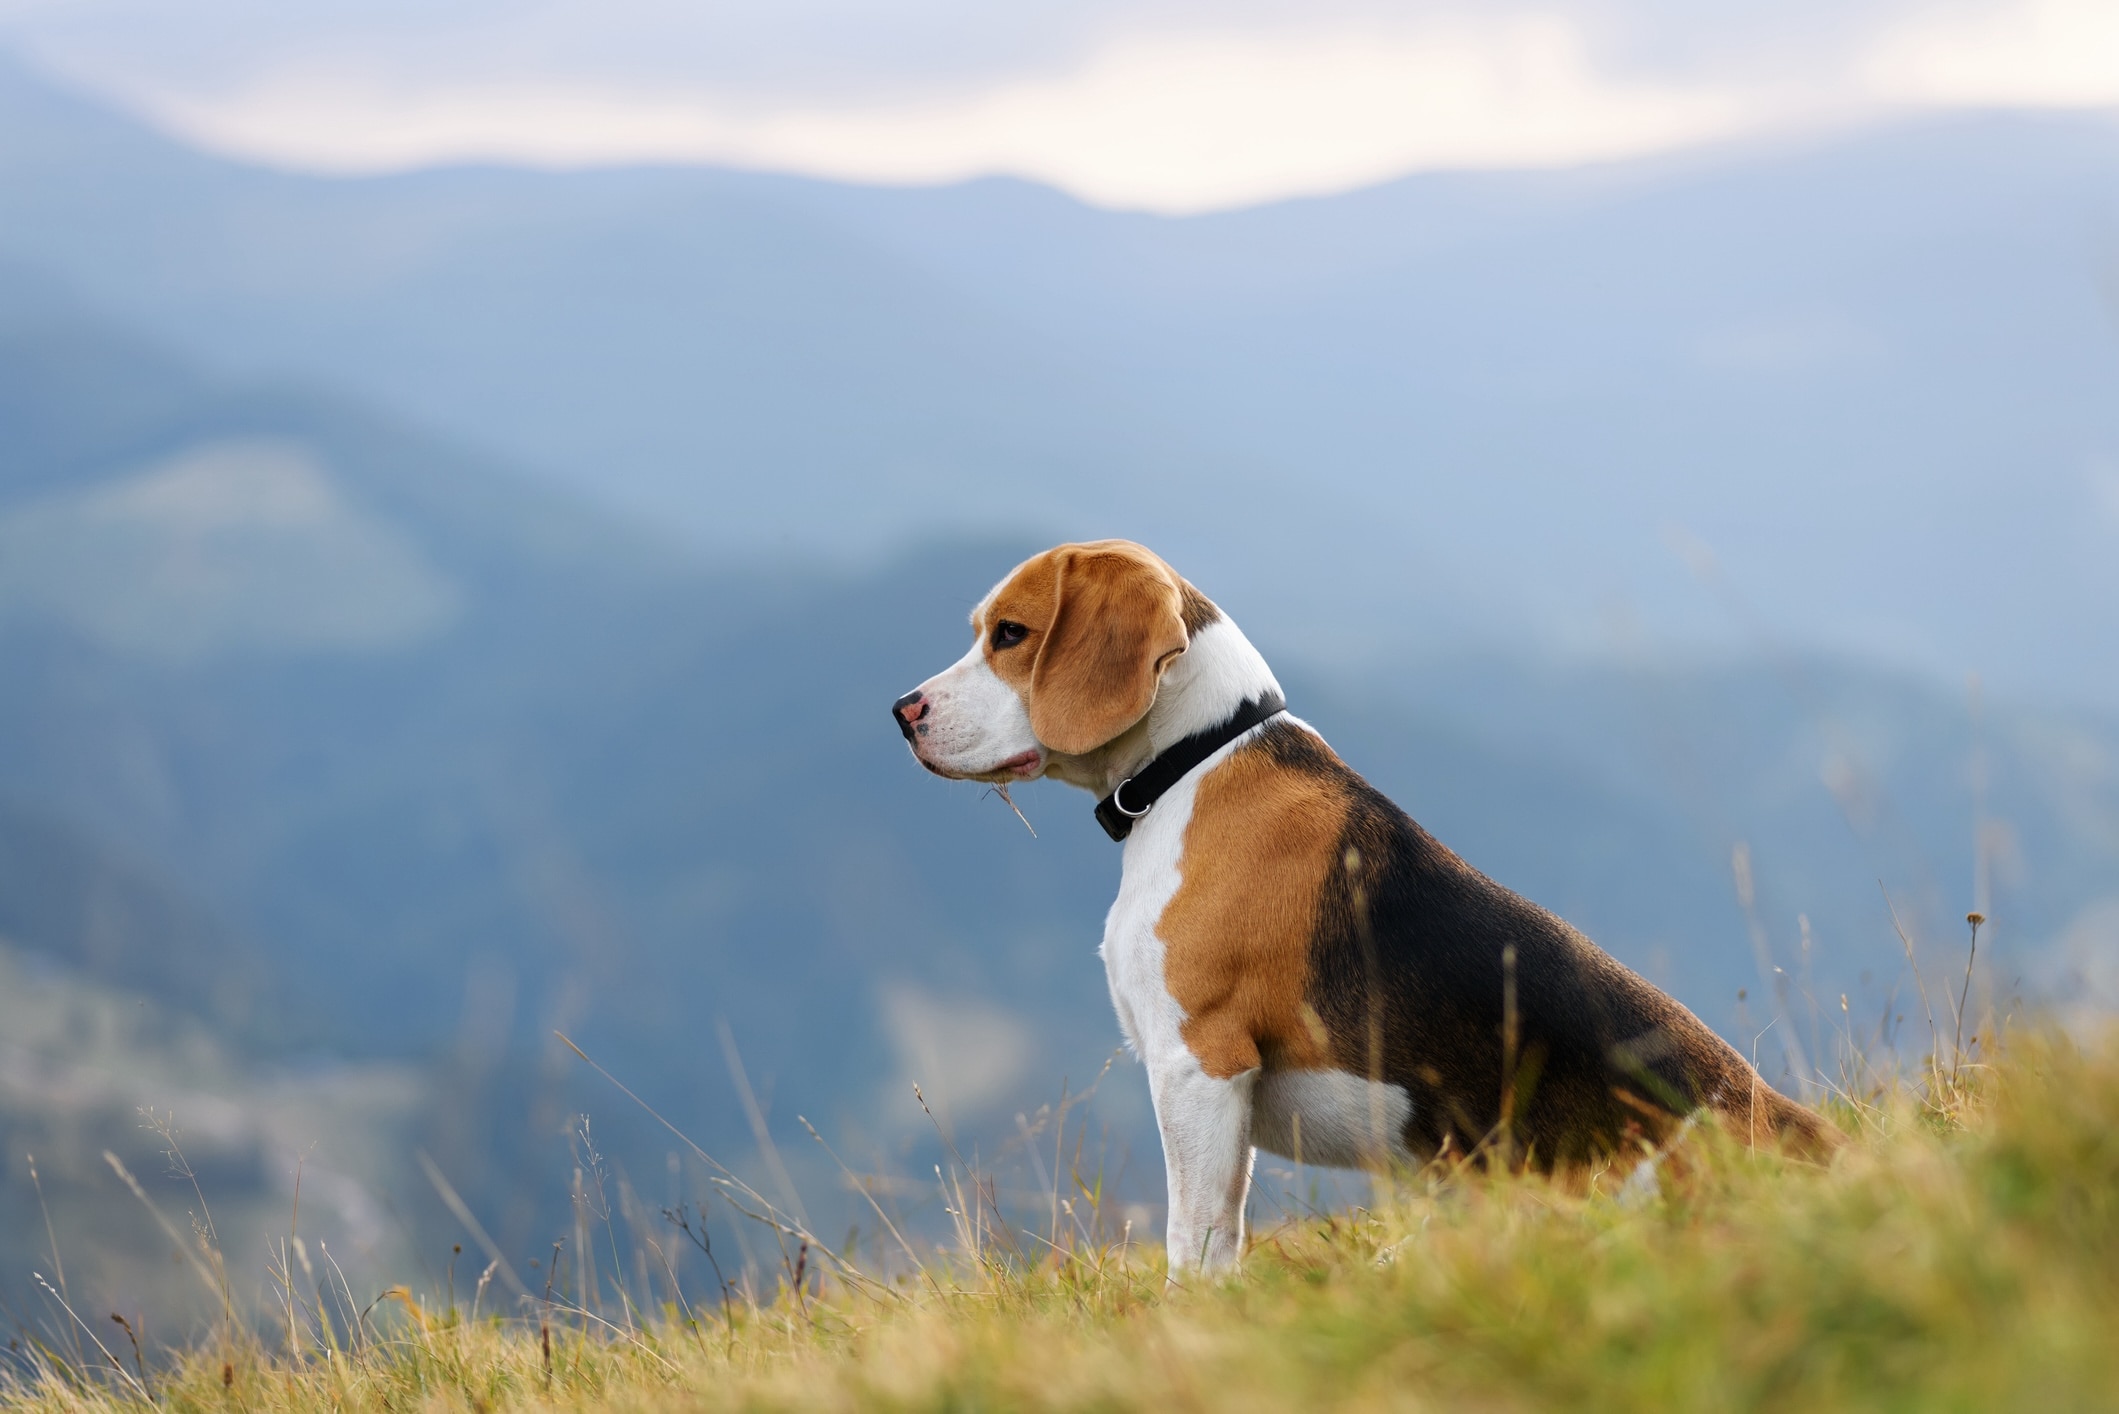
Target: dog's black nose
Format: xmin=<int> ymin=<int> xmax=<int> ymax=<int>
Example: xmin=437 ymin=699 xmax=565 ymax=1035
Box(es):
xmin=892 ymin=690 xmax=927 ymax=742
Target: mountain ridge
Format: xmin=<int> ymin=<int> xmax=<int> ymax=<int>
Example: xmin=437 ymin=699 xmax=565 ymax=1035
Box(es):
xmin=4 ymin=56 xmax=2116 ymax=705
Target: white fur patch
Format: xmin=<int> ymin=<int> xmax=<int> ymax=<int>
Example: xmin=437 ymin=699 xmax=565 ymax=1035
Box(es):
xmin=1252 ymin=1068 xmax=1416 ymax=1169
xmin=905 ymin=639 xmax=1043 ymax=779
xmin=1138 ymin=618 xmax=1283 ymax=750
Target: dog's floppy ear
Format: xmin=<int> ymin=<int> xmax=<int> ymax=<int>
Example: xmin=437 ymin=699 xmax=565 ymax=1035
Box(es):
xmin=1028 ymin=543 xmax=1188 ymax=755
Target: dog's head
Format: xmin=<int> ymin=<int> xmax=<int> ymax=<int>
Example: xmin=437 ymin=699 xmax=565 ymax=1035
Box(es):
xmin=892 ymin=540 xmax=1190 ymax=786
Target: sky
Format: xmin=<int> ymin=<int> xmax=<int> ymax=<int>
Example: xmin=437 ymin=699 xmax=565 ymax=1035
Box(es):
xmin=3 ymin=0 xmax=2117 ymax=211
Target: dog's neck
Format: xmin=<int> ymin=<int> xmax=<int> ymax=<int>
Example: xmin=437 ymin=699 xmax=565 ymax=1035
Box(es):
xmin=1046 ymin=614 xmax=1283 ymax=795
xmin=1144 ymin=615 xmax=1281 ymax=756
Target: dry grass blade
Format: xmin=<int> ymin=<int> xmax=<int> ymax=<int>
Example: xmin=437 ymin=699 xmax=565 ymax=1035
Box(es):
xmin=101 ymin=1151 xmax=225 ymax=1305
xmin=24 ymin=1156 xmax=80 ymax=1372
xmin=990 ymin=783 xmax=1036 ymax=837
xmin=27 ymin=1276 xmax=148 ymax=1404
xmin=553 ymin=1030 xmax=880 ymax=1291
xmin=416 ymin=1151 xmax=532 ymax=1301
xmin=1878 ymin=882 xmax=1942 ymax=1087
xmin=1953 ymin=912 xmax=1984 ymax=1085
xmin=715 ymin=1017 xmax=809 ymax=1225
xmin=796 ymin=1115 xmax=931 ymax=1299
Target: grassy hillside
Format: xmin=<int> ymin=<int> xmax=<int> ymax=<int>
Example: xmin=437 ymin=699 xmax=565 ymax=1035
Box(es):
xmin=5 ymin=1028 xmax=2114 ymax=1411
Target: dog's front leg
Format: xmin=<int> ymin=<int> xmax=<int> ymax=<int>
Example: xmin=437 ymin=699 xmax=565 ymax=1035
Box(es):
xmin=1148 ymin=1052 xmax=1259 ymax=1277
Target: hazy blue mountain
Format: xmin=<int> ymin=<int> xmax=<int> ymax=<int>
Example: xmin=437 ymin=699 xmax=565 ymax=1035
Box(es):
xmin=811 ymin=114 xmax=2119 ymax=690
xmin=1 ymin=57 xmax=2113 ymax=707
xmin=0 ymin=59 xmax=1199 ymax=563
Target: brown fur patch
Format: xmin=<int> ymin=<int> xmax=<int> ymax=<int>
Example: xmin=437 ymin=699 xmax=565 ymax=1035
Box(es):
xmin=980 ymin=541 xmax=1188 ymax=756
xmin=1177 ymin=581 xmax=1221 ymax=636
xmin=1157 ymin=741 xmax=1348 ymax=1079
xmin=978 ymin=553 xmax=1056 ymax=698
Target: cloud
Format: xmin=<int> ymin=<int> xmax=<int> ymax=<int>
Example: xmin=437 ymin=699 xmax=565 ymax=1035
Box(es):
xmin=124 ymin=17 xmax=1748 ymax=211
xmin=1865 ymin=0 xmax=2119 ymax=107
xmin=7 ymin=0 xmax=2117 ymax=211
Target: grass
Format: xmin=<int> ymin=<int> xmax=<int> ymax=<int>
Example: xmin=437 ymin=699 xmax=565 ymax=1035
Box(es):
xmin=7 ymin=1026 xmax=2119 ymax=1412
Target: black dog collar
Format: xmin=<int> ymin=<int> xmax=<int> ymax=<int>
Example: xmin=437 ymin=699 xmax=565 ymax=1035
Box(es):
xmin=1093 ymin=690 xmax=1286 ymax=842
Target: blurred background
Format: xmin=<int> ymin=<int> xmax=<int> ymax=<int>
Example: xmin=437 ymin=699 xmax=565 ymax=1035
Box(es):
xmin=1 ymin=0 xmax=2115 ymax=1337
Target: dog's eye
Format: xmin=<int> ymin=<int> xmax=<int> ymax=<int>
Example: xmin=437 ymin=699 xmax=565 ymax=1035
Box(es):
xmin=991 ymin=620 xmax=1029 ymax=649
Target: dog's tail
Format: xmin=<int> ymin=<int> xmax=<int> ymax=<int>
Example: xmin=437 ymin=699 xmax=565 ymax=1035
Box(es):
xmin=1721 ymin=1075 xmax=1844 ymax=1160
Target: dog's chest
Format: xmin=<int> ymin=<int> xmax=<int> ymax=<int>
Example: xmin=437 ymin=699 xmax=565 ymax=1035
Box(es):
xmin=1096 ymin=749 xmax=1223 ymax=1060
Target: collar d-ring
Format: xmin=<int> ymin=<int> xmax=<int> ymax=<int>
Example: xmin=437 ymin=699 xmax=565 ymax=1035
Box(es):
xmin=1092 ymin=689 xmax=1286 ymax=842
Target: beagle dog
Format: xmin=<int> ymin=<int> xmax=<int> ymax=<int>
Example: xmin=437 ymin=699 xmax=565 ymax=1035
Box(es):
xmin=892 ymin=540 xmax=1836 ymax=1274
